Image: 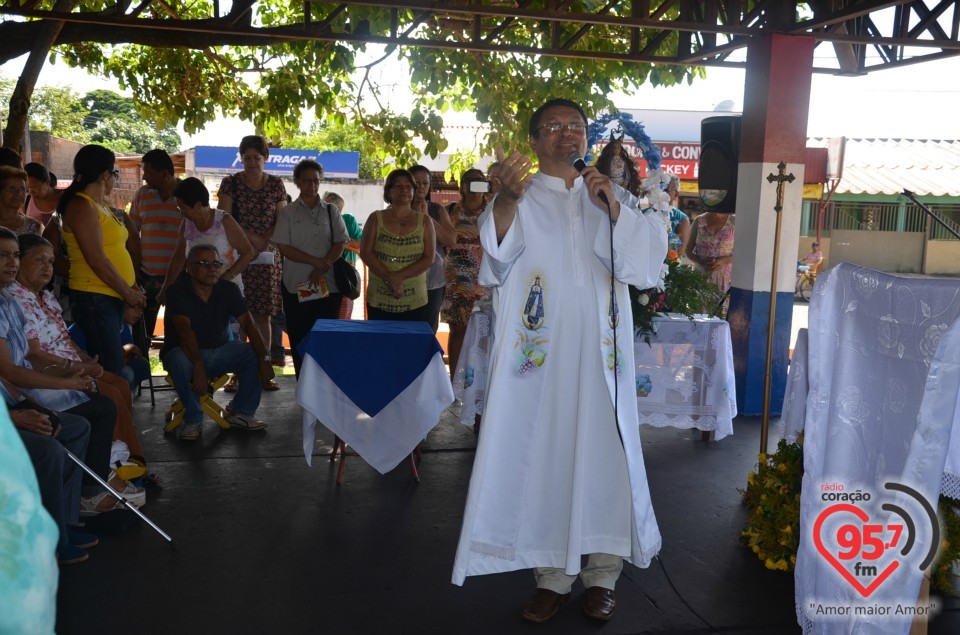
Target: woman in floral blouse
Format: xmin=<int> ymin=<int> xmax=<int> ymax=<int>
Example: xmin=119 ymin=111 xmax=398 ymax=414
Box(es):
xmin=441 ymin=169 xmax=490 ymax=379
xmin=10 ymin=233 xmax=148 ymax=469
xmin=217 ymin=135 xmax=287 ymax=391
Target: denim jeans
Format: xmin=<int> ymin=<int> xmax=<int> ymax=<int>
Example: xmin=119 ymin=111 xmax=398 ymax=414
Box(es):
xmin=161 ymin=342 xmax=262 ymax=424
xmin=70 ymin=290 xmax=125 ymax=374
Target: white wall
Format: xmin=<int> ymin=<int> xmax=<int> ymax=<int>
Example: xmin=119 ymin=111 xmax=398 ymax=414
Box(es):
xmin=315 ymin=181 xmax=386 ymax=226
xmin=195 ymin=173 xmax=385 ymax=227
xmin=830 ymin=230 xmax=925 ymax=273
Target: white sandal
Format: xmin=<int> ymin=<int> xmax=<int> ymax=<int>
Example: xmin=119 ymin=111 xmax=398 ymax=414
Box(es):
xmin=80 ymin=491 xmax=126 ymax=516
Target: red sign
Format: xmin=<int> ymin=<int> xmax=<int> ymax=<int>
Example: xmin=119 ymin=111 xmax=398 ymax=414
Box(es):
xmin=660 ymin=161 xmax=699 ymax=179
xmin=596 ymin=139 xmax=700 ymax=180
xmin=657 ymin=142 xmax=701 ymax=162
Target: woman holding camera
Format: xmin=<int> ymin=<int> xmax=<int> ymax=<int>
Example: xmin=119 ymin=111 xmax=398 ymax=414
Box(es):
xmin=441 ymin=169 xmax=491 ymax=378
xmin=408 ymin=165 xmax=455 ymax=332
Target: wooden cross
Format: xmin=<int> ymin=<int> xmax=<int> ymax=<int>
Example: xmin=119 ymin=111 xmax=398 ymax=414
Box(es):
xmin=766 ymin=161 xmax=796 ymax=214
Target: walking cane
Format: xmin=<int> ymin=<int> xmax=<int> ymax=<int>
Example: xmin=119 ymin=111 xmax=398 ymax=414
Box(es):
xmin=65 ymin=449 xmax=174 ymax=543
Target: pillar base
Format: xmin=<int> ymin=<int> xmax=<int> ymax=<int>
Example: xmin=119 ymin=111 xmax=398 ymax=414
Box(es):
xmin=727 ymin=286 xmax=794 ymax=416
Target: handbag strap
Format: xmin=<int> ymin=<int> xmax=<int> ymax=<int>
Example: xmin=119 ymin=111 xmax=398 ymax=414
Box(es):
xmin=325 ymin=202 xmax=347 ymax=263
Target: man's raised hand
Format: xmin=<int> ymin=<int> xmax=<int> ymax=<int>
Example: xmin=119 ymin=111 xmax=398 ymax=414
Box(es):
xmin=494 ymin=149 xmax=534 ymax=202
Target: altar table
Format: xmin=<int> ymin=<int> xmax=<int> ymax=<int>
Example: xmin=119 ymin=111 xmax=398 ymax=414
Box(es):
xmin=634 ymin=314 xmax=737 ymax=440
xmin=297 ymin=320 xmax=454 ymax=478
xmin=453 ymin=309 xmax=737 ymax=439
xmin=778 ymin=263 xmax=960 ymax=635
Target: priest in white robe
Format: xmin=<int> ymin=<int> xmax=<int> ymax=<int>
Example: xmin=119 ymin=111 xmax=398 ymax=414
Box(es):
xmin=452 ymin=98 xmax=667 ymax=624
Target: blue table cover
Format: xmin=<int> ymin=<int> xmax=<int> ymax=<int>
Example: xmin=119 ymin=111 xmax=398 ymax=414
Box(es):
xmin=297 ymin=319 xmax=443 ymax=416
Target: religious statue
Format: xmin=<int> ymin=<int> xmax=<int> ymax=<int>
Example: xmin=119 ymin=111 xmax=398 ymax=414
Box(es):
xmin=595 ymin=129 xmax=641 ymax=197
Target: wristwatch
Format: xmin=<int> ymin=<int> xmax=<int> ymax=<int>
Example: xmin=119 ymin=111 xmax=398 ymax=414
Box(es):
xmin=262 ymin=355 xmax=272 ymax=363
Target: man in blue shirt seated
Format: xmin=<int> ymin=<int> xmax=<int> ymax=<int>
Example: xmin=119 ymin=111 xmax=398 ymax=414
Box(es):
xmin=160 ymin=243 xmax=274 ymax=440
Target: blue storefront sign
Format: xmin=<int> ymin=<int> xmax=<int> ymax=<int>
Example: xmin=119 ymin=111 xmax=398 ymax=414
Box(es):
xmin=193 ymin=146 xmax=360 ymax=179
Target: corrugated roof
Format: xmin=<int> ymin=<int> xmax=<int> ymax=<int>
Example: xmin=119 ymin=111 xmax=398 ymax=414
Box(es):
xmin=809 ymin=138 xmax=960 ymax=197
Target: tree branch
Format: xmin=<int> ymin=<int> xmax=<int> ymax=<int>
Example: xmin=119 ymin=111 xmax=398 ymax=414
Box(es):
xmin=0 ymin=16 xmax=320 ymax=65
xmin=3 ymin=0 xmax=81 ymax=148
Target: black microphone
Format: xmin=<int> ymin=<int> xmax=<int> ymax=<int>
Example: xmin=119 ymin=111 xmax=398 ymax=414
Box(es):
xmin=568 ymin=155 xmax=610 ymax=207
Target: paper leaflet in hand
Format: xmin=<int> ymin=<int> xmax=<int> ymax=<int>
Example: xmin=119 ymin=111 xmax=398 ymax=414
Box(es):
xmin=297 ymin=279 xmax=329 ymax=302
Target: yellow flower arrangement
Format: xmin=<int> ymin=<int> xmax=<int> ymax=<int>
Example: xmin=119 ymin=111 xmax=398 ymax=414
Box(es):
xmin=741 ymin=438 xmax=803 ymax=571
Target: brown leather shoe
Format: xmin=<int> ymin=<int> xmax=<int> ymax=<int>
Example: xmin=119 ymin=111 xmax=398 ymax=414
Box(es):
xmin=582 ymin=586 xmax=616 ymax=621
xmin=521 ymin=588 xmax=570 ymax=623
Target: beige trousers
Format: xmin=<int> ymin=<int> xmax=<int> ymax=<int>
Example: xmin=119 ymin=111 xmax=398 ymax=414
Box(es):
xmin=534 ymin=553 xmax=623 ymax=594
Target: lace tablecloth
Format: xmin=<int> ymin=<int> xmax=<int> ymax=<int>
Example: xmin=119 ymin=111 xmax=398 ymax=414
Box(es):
xmin=453 ymin=310 xmax=737 ymax=440
xmin=635 ymin=314 xmax=737 ymax=440
xmin=451 ymin=304 xmax=491 ymax=426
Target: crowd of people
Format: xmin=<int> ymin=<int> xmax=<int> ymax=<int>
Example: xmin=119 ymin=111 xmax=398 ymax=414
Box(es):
xmin=0 ymin=135 xmax=498 ymax=569
xmin=4 ymin=97 xmax=738 ymax=629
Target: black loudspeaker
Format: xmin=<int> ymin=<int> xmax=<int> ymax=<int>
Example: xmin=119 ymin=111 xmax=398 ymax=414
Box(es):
xmin=698 ymin=115 xmax=742 ymax=214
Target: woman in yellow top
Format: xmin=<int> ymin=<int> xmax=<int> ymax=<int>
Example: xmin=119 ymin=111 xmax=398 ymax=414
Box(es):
xmin=57 ymin=145 xmax=145 ymax=374
xmin=360 ymin=169 xmax=436 ymax=323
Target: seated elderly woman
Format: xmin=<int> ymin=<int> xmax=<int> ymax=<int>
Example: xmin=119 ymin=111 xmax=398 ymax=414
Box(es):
xmin=0 ymin=227 xmax=143 ymax=514
xmin=8 ymin=233 xmax=149 ymax=472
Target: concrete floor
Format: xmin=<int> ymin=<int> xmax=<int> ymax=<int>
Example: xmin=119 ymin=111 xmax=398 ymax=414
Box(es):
xmin=55 ymin=375 xmax=960 ymax=635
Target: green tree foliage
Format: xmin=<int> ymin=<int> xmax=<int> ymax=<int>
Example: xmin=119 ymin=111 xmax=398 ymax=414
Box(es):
xmin=4 ymin=2 xmax=702 ymax=167
xmin=0 ymin=78 xmax=89 ymax=142
xmin=287 ymin=120 xmax=383 ymax=180
xmin=0 ymin=81 xmax=180 ymax=152
xmin=81 ymin=89 xmax=182 ymax=153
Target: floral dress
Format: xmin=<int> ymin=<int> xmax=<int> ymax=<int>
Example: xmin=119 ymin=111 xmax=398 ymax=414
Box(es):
xmin=6 ymin=214 xmax=43 ymax=236
xmin=441 ymin=203 xmax=489 ymax=326
xmin=7 ymin=282 xmax=77 ymax=360
xmin=692 ymin=214 xmax=735 ymax=292
xmin=219 ymin=173 xmax=286 ymax=316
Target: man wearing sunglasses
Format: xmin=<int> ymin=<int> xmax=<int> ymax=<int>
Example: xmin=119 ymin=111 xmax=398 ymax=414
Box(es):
xmin=160 ymin=243 xmax=274 ymax=440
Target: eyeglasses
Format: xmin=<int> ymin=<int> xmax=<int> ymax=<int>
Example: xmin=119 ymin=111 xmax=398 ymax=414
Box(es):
xmin=537 ymin=122 xmax=587 ymax=135
xmin=189 ymin=259 xmax=224 ymax=269
xmin=1 ymin=186 xmax=27 ymax=195
xmin=111 ymin=169 xmax=121 ymax=180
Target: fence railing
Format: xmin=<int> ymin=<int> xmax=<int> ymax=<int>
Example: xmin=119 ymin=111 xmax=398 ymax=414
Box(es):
xmin=802 ymin=201 xmax=960 ymax=240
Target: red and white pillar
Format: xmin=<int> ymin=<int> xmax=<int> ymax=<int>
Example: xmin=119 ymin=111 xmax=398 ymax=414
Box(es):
xmin=728 ymin=34 xmax=815 ymax=416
